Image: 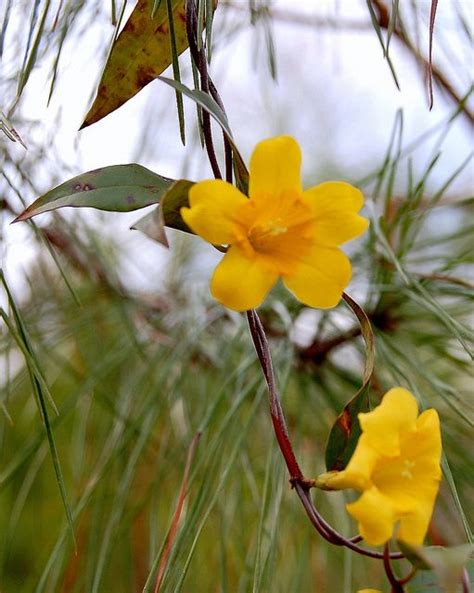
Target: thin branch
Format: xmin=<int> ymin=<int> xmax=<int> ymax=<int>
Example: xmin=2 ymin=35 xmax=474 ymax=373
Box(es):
xmin=427 ymin=0 xmax=439 ymax=109
xmin=299 ymin=325 xmax=363 ymax=364
xmin=399 ymin=566 xmax=417 ymax=586
xmin=370 ymin=0 xmax=474 ymax=125
xmin=383 ymin=543 xmax=405 ymax=592
xmin=246 ymin=309 xmax=303 ymax=481
xmin=220 ymin=2 xmax=373 ymax=31
xmin=298 ymin=308 xmax=396 ymax=365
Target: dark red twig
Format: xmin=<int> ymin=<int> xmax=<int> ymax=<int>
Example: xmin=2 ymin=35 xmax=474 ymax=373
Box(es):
xmin=246 ymin=310 xmax=303 ymax=481
xmin=427 ymin=0 xmax=439 ymax=110
xmin=185 ymin=0 xmax=234 ymax=183
xmin=293 ymin=483 xmax=404 ymax=559
xmin=185 ymin=0 xmax=222 ymax=179
xmin=399 ymin=567 xmax=417 ymax=586
xmin=383 ymin=543 xmax=405 ymax=592
xmin=154 ymin=432 xmax=201 ymax=593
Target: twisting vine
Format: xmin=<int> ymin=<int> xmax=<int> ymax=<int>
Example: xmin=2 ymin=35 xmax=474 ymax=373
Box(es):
xmin=182 ymin=4 xmax=473 ymax=591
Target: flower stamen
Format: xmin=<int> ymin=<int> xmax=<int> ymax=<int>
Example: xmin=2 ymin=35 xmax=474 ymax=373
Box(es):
xmin=400 ymin=459 xmax=415 ymax=480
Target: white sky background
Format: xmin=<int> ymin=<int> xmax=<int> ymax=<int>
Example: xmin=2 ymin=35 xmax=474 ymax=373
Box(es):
xmin=1 ymin=0 xmax=473 ymax=301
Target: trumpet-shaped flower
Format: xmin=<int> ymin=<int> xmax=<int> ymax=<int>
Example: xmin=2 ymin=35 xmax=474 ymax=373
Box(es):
xmin=316 ymin=388 xmax=442 ymax=547
xmin=181 ymin=136 xmax=368 ymax=311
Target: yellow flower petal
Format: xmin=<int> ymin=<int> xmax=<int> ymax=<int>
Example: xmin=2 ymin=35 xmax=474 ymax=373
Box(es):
xmin=358 ymin=590 xmax=383 ymax=593
xmin=282 ymin=245 xmax=351 ymax=308
xmin=358 ymin=388 xmax=419 ymax=457
xmin=315 ymin=436 xmax=378 ymax=491
xmin=412 ymin=409 xmax=442 ymax=466
xmin=303 ymin=181 xmax=369 ymax=246
xmin=249 ymin=136 xmax=302 ymax=199
xmin=372 ymin=409 xmax=441 ymax=510
xmin=181 ymin=180 xmax=248 ymax=245
xmin=397 ymin=503 xmax=436 ymax=546
xmin=210 ymin=247 xmax=278 ymax=311
xmin=346 ymin=488 xmax=396 ymax=546
xmin=333 ymin=435 xmax=379 ymax=490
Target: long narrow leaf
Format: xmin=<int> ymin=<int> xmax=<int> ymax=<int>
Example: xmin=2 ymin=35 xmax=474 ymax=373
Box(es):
xmin=325 ymin=293 xmax=375 ymax=471
xmin=157 ymin=76 xmax=250 ymax=192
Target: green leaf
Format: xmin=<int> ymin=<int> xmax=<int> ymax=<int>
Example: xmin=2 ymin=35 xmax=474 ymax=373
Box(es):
xmin=365 ymin=0 xmax=400 ymax=90
xmin=398 ymin=541 xmax=473 ymax=593
xmin=13 ymin=164 xmax=174 ymax=222
xmin=158 ymin=75 xmax=232 ymax=135
xmin=81 ymin=0 xmax=190 ymax=128
xmin=324 ymin=293 xmax=375 ymax=471
xmin=131 ymin=178 xmax=194 ymax=247
xmin=157 ymin=76 xmax=250 ymax=194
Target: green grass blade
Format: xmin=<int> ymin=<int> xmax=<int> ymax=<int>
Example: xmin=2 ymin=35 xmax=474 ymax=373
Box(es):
xmin=166 ymin=0 xmax=186 ymax=145
xmin=17 ymin=0 xmax=52 ymax=100
xmin=0 ymin=273 xmax=76 ymax=548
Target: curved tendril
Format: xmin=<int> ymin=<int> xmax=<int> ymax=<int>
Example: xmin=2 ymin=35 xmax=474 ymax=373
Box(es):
xmin=190 ymin=0 xmax=410 ymax=564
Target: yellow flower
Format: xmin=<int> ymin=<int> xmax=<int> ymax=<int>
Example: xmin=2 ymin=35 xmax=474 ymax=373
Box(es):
xmin=181 ymin=136 xmax=368 ymax=311
xmin=357 ymin=590 xmax=383 ymax=593
xmin=316 ymin=388 xmax=442 ymax=547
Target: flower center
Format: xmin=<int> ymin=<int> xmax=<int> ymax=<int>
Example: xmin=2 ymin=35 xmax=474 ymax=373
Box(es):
xmin=232 ymin=192 xmax=317 ymax=273
xmin=248 ymin=218 xmax=289 ymax=250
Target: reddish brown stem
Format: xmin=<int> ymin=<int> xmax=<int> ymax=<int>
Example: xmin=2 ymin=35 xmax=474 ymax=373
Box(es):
xmin=185 ymin=0 xmax=222 ymax=179
xmin=246 ymin=309 xmax=303 ymax=481
xmin=383 ymin=543 xmax=405 ymax=592
xmin=154 ymin=432 xmax=201 ymax=592
xmin=399 ymin=567 xmax=417 ymax=586
xmin=427 ymin=0 xmax=439 ymax=109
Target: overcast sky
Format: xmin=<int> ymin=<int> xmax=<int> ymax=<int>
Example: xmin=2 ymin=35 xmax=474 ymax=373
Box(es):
xmin=1 ymin=0 xmax=472 ymax=297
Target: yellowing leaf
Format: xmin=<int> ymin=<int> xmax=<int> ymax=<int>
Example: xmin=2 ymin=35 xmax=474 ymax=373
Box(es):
xmin=81 ymin=0 xmax=189 ymax=129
